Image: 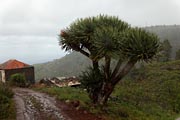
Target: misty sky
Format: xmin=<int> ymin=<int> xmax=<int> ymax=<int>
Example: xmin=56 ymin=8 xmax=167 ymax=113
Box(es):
xmin=0 ymin=0 xmax=180 ymax=64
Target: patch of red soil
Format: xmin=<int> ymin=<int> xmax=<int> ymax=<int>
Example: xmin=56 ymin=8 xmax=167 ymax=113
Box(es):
xmin=56 ymin=100 xmax=106 ymax=120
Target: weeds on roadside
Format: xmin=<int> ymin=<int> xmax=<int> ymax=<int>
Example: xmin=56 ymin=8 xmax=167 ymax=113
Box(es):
xmin=0 ymin=83 xmax=16 ymax=119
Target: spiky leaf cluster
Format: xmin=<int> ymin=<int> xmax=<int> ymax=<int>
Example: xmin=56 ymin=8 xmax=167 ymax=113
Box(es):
xmin=119 ymin=28 xmax=159 ymax=61
xmin=59 ymin=15 xmax=129 ymax=58
xmin=59 ymin=15 xmax=159 ymax=62
xmin=79 ymin=67 xmax=104 ymax=94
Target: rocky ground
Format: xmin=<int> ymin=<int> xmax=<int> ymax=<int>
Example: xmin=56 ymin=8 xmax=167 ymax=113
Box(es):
xmin=13 ymin=88 xmax=104 ymax=120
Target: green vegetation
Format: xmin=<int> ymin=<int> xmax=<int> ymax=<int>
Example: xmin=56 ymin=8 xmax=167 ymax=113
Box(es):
xmin=157 ymin=39 xmax=172 ymax=62
xmin=59 ymin=15 xmax=159 ymax=105
xmin=80 ymin=67 xmax=104 ymax=103
xmin=0 ymin=83 xmax=16 ymax=119
xmin=35 ymin=25 xmax=180 ymax=81
xmin=9 ymin=73 xmax=27 ymax=87
xmin=35 ymin=87 xmax=90 ymax=106
xmin=176 ymin=49 xmax=180 ymax=60
xmin=36 ymin=60 xmax=180 ymax=120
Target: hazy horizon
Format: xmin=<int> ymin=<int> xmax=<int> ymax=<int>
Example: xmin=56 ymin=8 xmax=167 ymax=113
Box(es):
xmin=0 ymin=0 xmax=180 ymax=64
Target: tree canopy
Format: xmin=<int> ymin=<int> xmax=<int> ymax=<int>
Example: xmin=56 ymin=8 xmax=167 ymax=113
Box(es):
xmin=59 ymin=15 xmax=159 ymax=105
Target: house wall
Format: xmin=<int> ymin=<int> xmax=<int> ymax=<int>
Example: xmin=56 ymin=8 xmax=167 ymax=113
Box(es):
xmin=4 ymin=67 xmax=35 ymax=84
xmin=0 ymin=70 xmax=6 ymax=83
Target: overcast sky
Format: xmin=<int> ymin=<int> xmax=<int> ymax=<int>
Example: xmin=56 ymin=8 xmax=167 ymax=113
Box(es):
xmin=0 ymin=0 xmax=180 ymax=64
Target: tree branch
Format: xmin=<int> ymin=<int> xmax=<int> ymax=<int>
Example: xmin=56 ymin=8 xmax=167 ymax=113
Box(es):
xmin=79 ymin=49 xmax=90 ymax=57
xmin=111 ymin=59 xmax=122 ymax=79
xmin=104 ymin=55 xmax=111 ymax=81
xmin=112 ymin=60 xmax=137 ymax=85
xmin=92 ymin=61 xmax=100 ymax=73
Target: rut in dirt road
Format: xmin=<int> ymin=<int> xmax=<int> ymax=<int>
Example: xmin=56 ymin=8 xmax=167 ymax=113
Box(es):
xmin=13 ymin=88 xmax=69 ymax=120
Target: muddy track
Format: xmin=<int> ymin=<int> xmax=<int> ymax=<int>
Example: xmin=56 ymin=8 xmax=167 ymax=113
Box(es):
xmin=13 ymin=88 xmax=70 ymax=120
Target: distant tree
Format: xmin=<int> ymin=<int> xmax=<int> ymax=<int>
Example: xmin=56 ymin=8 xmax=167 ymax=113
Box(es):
xmin=157 ymin=39 xmax=172 ymax=62
xmin=175 ymin=49 xmax=180 ymax=60
xmin=59 ymin=15 xmax=159 ymax=106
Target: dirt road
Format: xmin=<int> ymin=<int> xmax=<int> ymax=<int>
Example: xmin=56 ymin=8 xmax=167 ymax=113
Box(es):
xmin=13 ymin=88 xmax=69 ymax=120
xmin=13 ymin=88 xmax=105 ymax=120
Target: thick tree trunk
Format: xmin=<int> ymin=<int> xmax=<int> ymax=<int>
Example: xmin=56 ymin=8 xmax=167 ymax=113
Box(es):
xmin=94 ymin=82 xmax=114 ymax=106
xmin=105 ymin=56 xmax=111 ymax=81
xmin=111 ymin=59 xmax=122 ymax=79
xmin=92 ymin=61 xmax=99 ymax=72
xmin=112 ymin=60 xmax=137 ymax=85
xmin=90 ymin=61 xmax=101 ymax=104
xmin=90 ymin=60 xmax=137 ymax=106
xmin=89 ymin=90 xmax=99 ymax=104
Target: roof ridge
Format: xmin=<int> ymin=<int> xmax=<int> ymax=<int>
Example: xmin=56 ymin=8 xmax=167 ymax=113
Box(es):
xmin=0 ymin=59 xmax=30 ymax=70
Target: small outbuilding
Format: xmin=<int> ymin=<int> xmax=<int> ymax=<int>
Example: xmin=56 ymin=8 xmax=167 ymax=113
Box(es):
xmin=0 ymin=59 xmax=35 ymax=84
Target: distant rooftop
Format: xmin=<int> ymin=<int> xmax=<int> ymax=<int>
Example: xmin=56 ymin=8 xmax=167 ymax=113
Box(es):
xmin=0 ymin=59 xmax=31 ymax=70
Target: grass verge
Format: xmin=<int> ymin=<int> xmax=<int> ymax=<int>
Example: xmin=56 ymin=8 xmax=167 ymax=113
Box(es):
xmin=0 ymin=83 xmax=16 ymax=120
xmin=35 ymin=60 xmax=180 ymax=120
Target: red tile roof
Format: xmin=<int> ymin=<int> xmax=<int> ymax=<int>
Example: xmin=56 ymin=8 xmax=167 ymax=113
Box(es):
xmin=0 ymin=59 xmax=30 ymax=70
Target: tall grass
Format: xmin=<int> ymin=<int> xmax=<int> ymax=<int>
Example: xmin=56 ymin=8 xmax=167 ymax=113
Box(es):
xmin=35 ymin=87 xmax=90 ymax=106
xmin=0 ymin=83 xmax=16 ymax=119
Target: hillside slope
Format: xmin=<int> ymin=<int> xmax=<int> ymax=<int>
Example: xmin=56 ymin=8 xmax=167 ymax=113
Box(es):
xmin=36 ymin=60 xmax=180 ymax=120
xmin=145 ymin=25 xmax=180 ymax=57
xmin=34 ymin=52 xmax=90 ymax=80
xmin=110 ymin=60 xmax=180 ymax=120
xmin=34 ymin=25 xmax=180 ymax=80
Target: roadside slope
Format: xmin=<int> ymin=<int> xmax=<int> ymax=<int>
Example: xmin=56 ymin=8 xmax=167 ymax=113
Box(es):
xmin=36 ymin=60 xmax=180 ymax=120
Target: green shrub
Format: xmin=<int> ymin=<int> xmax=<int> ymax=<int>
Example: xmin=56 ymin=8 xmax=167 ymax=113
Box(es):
xmin=79 ymin=67 xmax=104 ymax=95
xmin=0 ymin=83 xmax=14 ymax=98
xmin=9 ymin=73 xmax=27 ymax=87
xmin=0 ymin=83 xmax=15 ymax=119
